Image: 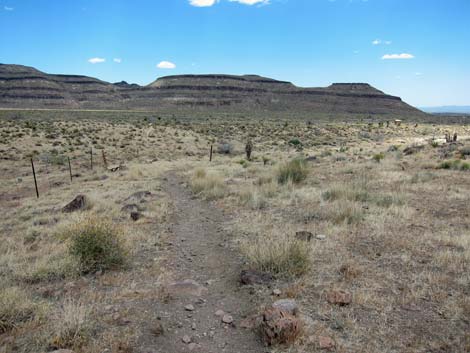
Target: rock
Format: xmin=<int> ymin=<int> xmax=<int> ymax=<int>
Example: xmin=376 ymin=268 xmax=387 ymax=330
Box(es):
xmin=62 ymin=195 xmax=87 ymax=213
xmin=316 ymin=234 xmax=327 ymax=240
xmin=120 ymin=203 xmax=141 ymax=212
xmin=50 ymin=350 xmax=75 ymax=353
xmin=240 ymin=269 xmax=274 ymax=285
xmin=165 ymin=280 xmax=208 ymax=298
xmin=260 ymin=307 xmax=303 ymax=346
xmin=272 ymin=299 xmax=299 ymax=316
xmin=272 ymin=289 xmax=282 ymax=296
xmin=182 ymin=335 xmax=192 ymax=344
xmin=222 ymin=314 xmax=234 ymax=324
xmin=185 ymin=304 xmax=195 ymax=311
xmin=151 ymin=322 xmax=164 ymax=336
xmin=125 ymin=190 xmax=152 ymax=202
xmin=319 ymin=336 xmax=336 ymax=350
xmin=188 ymin=342 xmax=197 ymax=351
xmin=403 ymin=144 xmax=425 ymax=155
xmin=130 ymin=211 xmax=142 ymax=221
xmin=215 ymin=309 xmax=225 ymax=317
xmin=295 ymin=231 xmax=313 ymax=242
xmin=326 ymin=290 xmax=352 ymax=306
xmin=240 ymin=315 xmax=263 ymax=329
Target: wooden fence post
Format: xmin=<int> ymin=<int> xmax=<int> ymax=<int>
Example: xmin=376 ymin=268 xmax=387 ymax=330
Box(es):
xmin=90 ymin=148 xmax=93 ymax=170
xmin=31 ymin=158 xmax=39 ymax=198
xmin=210 ymin=144 xmax=213 ymax=162
xmin=102 ymin=150 xmax=108 ymax=169
xmin=68 ymin=157 xmax=73 ymax=183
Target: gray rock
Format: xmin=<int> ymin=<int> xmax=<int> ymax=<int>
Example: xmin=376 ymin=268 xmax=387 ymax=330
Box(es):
xmin=272 ymin=299 xmax=299 ymax=316
xmin=240 ymin=269 xmax=274 ymax=285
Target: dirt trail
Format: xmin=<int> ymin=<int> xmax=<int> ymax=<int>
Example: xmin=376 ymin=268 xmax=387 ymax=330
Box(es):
xmin=137 ymin=173 xmax=266 ymax=353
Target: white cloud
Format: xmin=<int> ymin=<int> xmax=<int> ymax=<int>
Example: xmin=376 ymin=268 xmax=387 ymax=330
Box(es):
xmin=189 ymin=0 xmax=218 ymax=6
xmin=113 ymin=58 xmax=122 ymax=63
xmin=415 ymin=72 xmax=423 ymax=76
xmin=4 ymin=6 xmax=14 ymax=11
xmin=229 ymin=0 xmax=270 ymax=5
xmin=88 ymin=57 xmax=106 ymax=64
xmin=382 ymin=53 xmax=414 ymax=60
xmin=373 ymin=39 xmax=392 ymax=45
xmin=157 ymin=61 xmax=176 ymax=69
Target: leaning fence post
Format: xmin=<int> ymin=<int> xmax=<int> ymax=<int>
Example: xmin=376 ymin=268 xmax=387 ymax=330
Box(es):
xmin=68 ymin=157 xmax=73 ymax=183
xmin=210 ymin=144 xmax=213 ymax=162
xmin=90 ymin=148 xmax=93 ymax=170
xmin=102 ymin=150 xmax=108 ymax=169
xmin=31 ymin=158 xmax=39 ymax=198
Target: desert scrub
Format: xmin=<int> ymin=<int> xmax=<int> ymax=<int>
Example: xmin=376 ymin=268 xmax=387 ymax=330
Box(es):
xmin=241 ymin=234 xmax=311 ymax=277
xmin=49 ymin=298 xmax=93 ymax=349
xmin=65 ymin=216 xmax=127 ymax=274
xmin=190 ymin=169 xmax=226 ymax=200
xmin=372 ymin=152 xmax=385 ymax=163
xmin=438 ymin=160 xmax=470 ymax=171
xmin=0 ymin=287 xmax=40 ymax=333
xmin=277 ymin=158 xmax=308 ymax=184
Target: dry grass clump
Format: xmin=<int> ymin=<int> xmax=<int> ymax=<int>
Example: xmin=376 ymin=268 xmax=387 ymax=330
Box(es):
xmin=277 ymin=158 xmax=308 ymax=184
xmin=65 ymin=215 xmax=127 ymax=274
xmin=49 ymin=298 xmax=93 ymax=349
xmin=0 ymin=286 xmax=40 ymax=333
xmin=190 ymin=168 xmax=227 ymax=200
xmin=241 ymin=234 xmax=311 ymax=277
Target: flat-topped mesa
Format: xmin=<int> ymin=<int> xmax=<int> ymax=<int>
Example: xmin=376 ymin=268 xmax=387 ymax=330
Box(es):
xmin=0 ymin=63 xmax=423 ymax=116
xmin=149 ymin=74 xmax=295 ymax=91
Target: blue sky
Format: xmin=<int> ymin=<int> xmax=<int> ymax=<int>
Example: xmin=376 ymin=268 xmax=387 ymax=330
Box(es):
xmin=0 ymin=0 xmax=469 ymax=107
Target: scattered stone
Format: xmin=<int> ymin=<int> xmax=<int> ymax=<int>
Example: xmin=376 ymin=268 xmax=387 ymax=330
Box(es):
xmin=316 ymin=234 xmax=327 ymax=240
xmin=319 ymin=336 xmax=336 ymax=350
xmin=191 ymin=322 xmax=197 ymax=330
xmin=260 ymin=307 xmax=303 ymax=346
xmin=185 ymin=304 xmax=195 ymax=311
xmin=272 ymin=299 xmax=299 ymax=316
xmin=272 ymin=289 xmax=282 ymax=296
xmin=130 ymin=211 xmax=142 ymax=221
xmin=165 ymin=280 xmax=208 ymax=298
xmin=222 ymin=314 xmax=234 ymax=324
xmin=50 ymin=350 xmax=75 ymax=353
xmin=215 ymin=309 xmax=225 ymax=317
xmin=120 ymin=203 xmax=141 ymax=213
xmin=326 ymin=290 xmax=352 ymax=306
xmin=151 ymin=322 xmax=164 ymax=336
xmin=188 ymin=342 xmax=197 ymax=351
xmin=182 ymin=335 xmax=192 ymax=344
xmin=125 ymin=190 xmax=152 ymax=202
xmin=403 ymin=144 xmax=425 ymax=155
xmin=295 ymin=231 xmax=313 ymax=241
xmin=62 ymin=195 xmax=87 ymax=213
xmin=240 ymin=269 xmax=274 ymax=285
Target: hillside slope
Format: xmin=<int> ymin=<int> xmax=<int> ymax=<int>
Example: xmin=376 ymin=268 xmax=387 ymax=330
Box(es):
xmin=0 ymin=64 xmax=425 ymax=117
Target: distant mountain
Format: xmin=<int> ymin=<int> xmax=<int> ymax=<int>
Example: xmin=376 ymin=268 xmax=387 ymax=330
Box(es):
xmin=420 ymin=106 xmax=470 ymax=114
xmin=0 ymin=63 xmax=426 ymax=118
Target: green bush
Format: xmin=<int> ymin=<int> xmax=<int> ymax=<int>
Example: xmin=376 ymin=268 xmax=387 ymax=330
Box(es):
xmin=67 ymin=217 xmax=126 ymax=274
xmin=373 ymin=152 xmax=385 ymax=163
xmin=277 ymin=159 xmax=308 ymax=184
xmin=288 ymin=138 xmax=302 ymax=146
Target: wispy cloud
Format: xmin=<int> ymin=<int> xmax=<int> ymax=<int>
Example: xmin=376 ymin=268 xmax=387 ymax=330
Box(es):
xmin=382 ymin=53 xmax=415 ymax=60
xmin=373 ymin=39 xmax=392 ymax=45
xmin=113 ymin=58 xmax=122 ymax=63
xmin=189 ymin=0 xmax=269 ymax=6
xmin=157 ymin=61 xmax=176 ymax=69
xmin=4 ymin=6 xmax=14 ymax=11
xmin=88 ymin=57 xmax=106 ymax=64
xmin=229 ymin=0 xmax=270 ymax=5
xmin=189 ymin=0 xmax=218 ymax=6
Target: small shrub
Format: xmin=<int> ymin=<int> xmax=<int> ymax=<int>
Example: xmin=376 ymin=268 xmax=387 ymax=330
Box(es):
xmin=49 ymin=298 xmax=92 ymax=349
xmin=217 ymin=142 xmax=233 ymax=154
xmin=190 ymin=170 xmax=226 ymax=200
xmin=277 ymin=159 xmax=308 ymax=184
xmin=66 ymin=216 xmax=127 ymax=274
xmin=242 ymin=235 xmax=311 ymax=277
xmin=288 ymin=138 xmax=302 ymax=147
xmin=372 ymin=152 xmax=385 ymax=163
xmin=0 ymin=287 xmax=38 ymax=333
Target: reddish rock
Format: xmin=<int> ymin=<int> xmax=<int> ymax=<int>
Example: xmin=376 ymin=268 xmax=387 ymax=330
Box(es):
xmin=260 ymin=307 xmax=303 ymax=346
xmin=319 ymin=336 xmax=335 ymax=350
xmin=326 ymin=290 xmax=352 ymax=306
